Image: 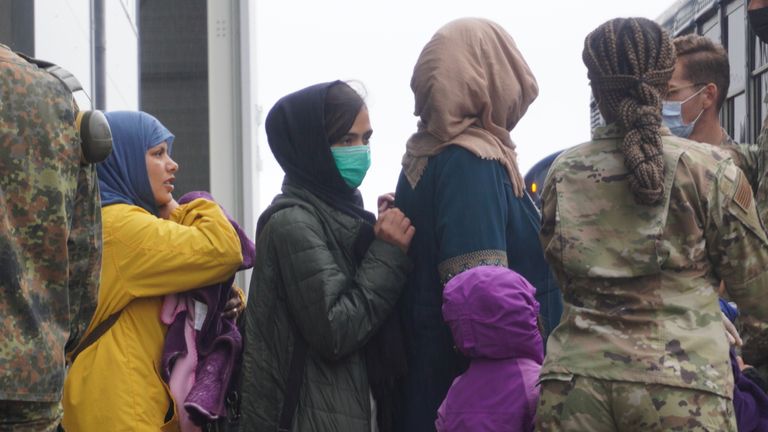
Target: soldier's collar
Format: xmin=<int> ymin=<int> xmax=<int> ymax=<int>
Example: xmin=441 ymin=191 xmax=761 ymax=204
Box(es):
xmin=592 ymin=123 xmax=672 ymax=140
xmin=719 ymin=128 xmax=736 ymax=146
xmin=591 ymin=123 xmax=625 ymax=140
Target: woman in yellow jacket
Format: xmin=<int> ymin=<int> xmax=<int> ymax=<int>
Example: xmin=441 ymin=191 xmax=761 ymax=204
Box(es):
xmin=62 ymin=111 xmax=244 ymax=431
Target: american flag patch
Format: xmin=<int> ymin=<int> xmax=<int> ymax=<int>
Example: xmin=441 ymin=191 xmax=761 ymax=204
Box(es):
xmin=734 ymin=173 xmax=753 ymax=212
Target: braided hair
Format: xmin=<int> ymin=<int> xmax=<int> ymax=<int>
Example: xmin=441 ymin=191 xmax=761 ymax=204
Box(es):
xmin=583 ymin=18 xmax=676 ymax=205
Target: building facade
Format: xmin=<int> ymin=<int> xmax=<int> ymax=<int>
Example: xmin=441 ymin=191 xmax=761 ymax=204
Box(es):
xmin=0 ymin=0 xmax=259 ymax=286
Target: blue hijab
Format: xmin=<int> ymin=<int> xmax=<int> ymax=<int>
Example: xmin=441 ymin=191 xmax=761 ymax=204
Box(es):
xmin=98 ymin=111 xmax=175 ymax=216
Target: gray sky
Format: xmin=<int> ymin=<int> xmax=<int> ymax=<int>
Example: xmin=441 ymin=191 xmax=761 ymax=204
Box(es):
xmin=255 ymin=0 xmax=678 ymax=211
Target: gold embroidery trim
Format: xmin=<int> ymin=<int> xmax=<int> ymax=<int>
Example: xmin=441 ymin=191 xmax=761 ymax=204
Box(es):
xmin=734 ymin=172 xmax=753 ymax=213
xmin=438 ymin=249 xmax=508 ymax=285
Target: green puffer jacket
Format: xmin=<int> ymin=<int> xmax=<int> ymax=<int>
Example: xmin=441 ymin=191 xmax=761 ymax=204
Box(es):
xmin=240 ymin=185 xmax=411 ymax=431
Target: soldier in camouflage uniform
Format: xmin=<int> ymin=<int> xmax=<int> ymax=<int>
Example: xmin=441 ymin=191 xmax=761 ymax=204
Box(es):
xmin=740 ymin=0 xmax=768 ymax=401
xmin=665 ymin=34 xmax=760 ymax=183
xmin=749 ymin=0 xmax=768 ymax=249
xmin=663 ymin=35 xmax=730 ymax=143
xmin=0 ymin=44 xmax=101 ymax=431
xmin=665 ymin=35 xmax=768 ymax=392
xmin=536 ymin=18 xmax=768 ymax=431
xmin=663 ymin=33 xmax=765 ymax=220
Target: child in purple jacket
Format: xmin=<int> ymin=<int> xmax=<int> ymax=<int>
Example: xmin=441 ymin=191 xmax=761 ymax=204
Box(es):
xmin=436 ymin=266 xmax=544 ymax=432
xmin=720 ymin=299 xmax=768 ymax=432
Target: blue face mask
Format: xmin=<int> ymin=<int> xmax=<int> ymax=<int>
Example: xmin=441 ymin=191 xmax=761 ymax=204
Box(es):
xmin=330 ymin=145 xmax=371 ymax=189
xmin=661 ymin=86 xmax=705 ymax=138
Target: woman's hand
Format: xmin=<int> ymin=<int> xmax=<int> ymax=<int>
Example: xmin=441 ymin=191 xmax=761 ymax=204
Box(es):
xmin=736 ymin=355 xmax=754 ymax=371
xmin=722 ymin=312 xmax=742 ymax=347
xmin=158 ymin=198 xmax=179 ymax=220
xmin=222 ymin=284 xmax=246 ymax=320
xmin=374 ymin=208 xmax=415 ymax=254
xmin=377 ymin=193 xmax=395 ymax=216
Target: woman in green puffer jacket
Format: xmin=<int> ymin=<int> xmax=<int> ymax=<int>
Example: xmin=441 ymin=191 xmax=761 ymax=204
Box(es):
xmin=239 ymin=81 xmax=414 ymax=432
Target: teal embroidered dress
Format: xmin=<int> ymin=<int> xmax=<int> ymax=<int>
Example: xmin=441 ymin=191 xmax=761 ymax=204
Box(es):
xmin=394 ymin=146 xmax=562 ymax=431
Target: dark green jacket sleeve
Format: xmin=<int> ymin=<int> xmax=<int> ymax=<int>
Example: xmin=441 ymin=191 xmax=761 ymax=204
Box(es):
xmin=271 ymin=207 xmax=411 ymax=361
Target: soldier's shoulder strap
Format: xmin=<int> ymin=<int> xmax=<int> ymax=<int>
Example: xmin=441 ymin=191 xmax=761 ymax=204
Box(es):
xmin=14 ymin=51 xmax=84 ymax=93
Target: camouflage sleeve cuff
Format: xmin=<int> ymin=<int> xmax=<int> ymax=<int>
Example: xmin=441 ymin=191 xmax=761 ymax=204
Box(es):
xmin=438 ymin=249 xmax=507 ymax=285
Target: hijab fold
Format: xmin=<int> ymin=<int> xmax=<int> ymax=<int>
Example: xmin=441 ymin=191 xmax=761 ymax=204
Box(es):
xmin=266 ymin=81 xmax=375 ymax=224
xmin=98 ymin=111 xmax=175 ymax=216
xmin=403 ymin=18 xmax=539 ymax=195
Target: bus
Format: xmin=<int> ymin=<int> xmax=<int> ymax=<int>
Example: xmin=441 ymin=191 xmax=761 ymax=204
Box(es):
xmin=524 ymin=150 xmax=564 ymax=209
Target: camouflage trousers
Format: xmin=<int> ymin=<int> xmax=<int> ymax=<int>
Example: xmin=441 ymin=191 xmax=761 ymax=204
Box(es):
xmin=0 ymin=401 xmax=61 ymax=432
xmin=535 ymin=375 xmax=737 ymax=432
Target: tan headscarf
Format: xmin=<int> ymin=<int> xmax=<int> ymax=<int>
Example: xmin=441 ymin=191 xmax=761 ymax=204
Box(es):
xmin=402 ymin=18 xmax=539 ymax=196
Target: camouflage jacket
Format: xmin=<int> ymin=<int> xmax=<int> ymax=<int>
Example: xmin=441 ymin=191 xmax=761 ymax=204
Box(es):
xmin=539 ymin=124 xmax=768 ymax=398
xmin=720 ymin=129 xmax=759 ymax=190
xmin=0 ymin=45 xmax=101 ymax=402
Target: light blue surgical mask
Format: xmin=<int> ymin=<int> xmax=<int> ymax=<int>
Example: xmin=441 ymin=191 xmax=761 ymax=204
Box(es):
xmin=661 ymin=86 xmax=706 ymax=138
xmin=330 ymin=145 xmax=371 ymax=189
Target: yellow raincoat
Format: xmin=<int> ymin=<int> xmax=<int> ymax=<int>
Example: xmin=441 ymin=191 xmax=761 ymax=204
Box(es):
xmin=62 ymin=199 xmax=243 ymax=431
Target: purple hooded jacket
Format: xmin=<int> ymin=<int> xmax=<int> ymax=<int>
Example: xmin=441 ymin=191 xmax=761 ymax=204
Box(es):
xmin=436 ymin=266 xmax=544 ymax=432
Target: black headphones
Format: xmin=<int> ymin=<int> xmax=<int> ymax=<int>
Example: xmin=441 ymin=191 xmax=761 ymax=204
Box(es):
xmin=16 ymin=53 xmax=113 ymax=164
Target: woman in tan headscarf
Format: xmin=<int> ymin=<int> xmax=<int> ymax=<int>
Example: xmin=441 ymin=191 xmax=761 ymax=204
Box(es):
xmin=392 ymin=17 xmax=562 ymax=431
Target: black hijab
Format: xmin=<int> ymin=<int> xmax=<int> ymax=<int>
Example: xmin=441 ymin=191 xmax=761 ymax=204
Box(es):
xmin=265 ymin=81 xmax=375 ymax=225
